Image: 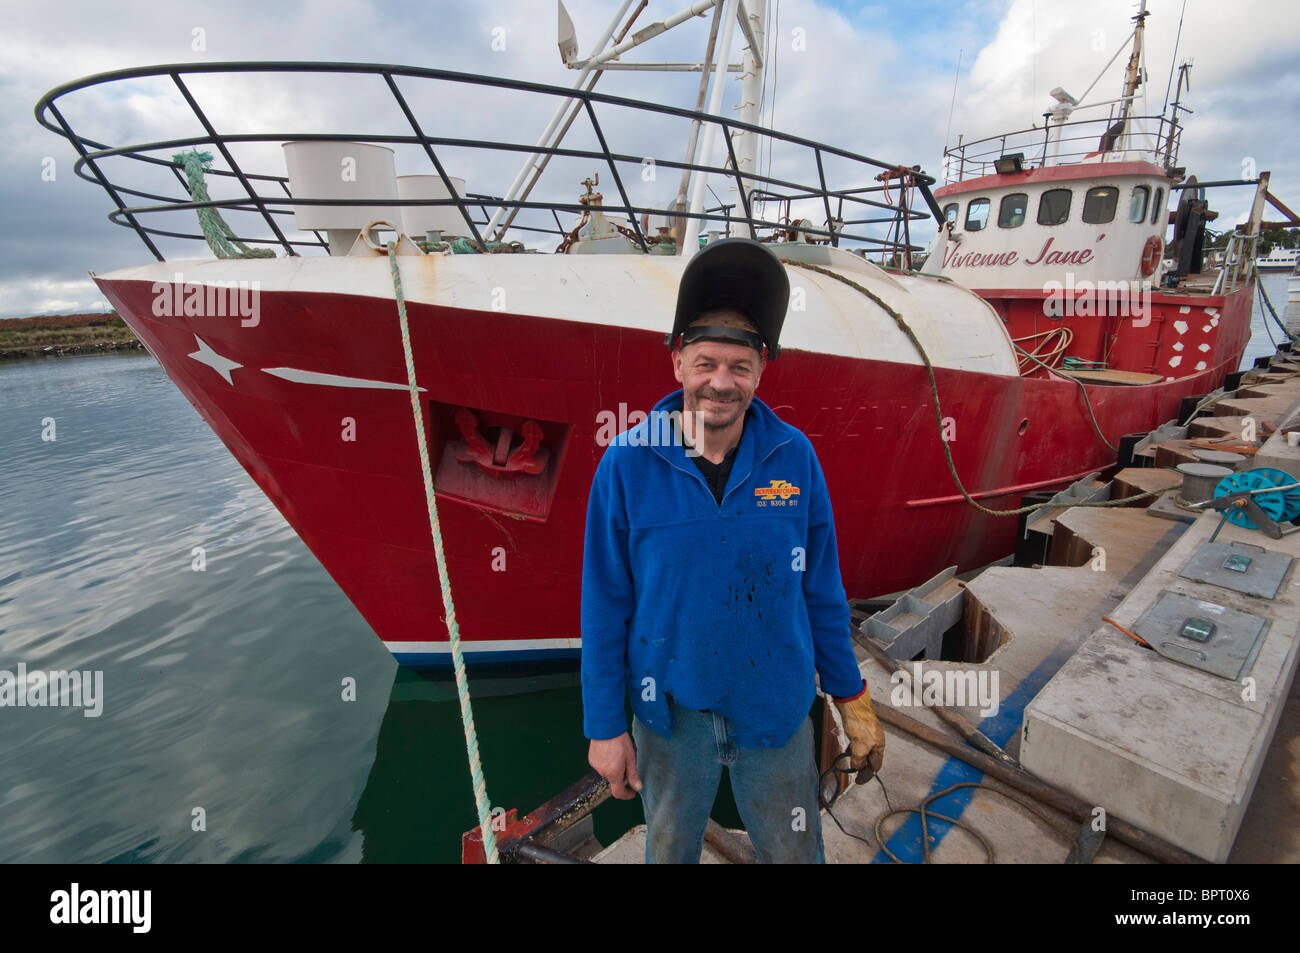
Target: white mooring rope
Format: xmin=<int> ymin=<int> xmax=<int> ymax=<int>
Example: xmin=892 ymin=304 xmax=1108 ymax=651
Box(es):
xmin=388 ymin=243 xmax=499 ymax=864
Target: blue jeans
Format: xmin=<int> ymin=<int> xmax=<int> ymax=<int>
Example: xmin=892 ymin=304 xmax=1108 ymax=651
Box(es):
xmin=632 ymin=696 xmax=825 ymax=864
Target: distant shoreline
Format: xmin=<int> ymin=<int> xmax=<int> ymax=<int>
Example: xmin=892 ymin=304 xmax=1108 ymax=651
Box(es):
xmin=0 ymin=312 xmax=144 ymax=360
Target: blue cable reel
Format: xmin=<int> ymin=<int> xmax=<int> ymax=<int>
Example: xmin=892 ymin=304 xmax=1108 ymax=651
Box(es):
xmin=1213 ymin=467 xmax=1300 ymax=530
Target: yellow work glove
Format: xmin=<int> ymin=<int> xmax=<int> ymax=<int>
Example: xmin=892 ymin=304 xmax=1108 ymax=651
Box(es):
xmin=833 ymin=680 xmax=886 ymax=781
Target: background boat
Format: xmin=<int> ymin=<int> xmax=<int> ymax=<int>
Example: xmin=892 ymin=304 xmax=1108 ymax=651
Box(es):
xmin=1256 ymin=246 xmax=1300 ymax=271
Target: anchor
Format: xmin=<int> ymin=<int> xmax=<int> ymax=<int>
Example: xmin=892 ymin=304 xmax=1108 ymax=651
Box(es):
xmin=453 ymin=407 xmax=549 ymax=477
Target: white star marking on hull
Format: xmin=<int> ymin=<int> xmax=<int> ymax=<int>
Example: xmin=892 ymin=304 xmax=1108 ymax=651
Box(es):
xmin=187 ymin=335 xmax=243 ymax=384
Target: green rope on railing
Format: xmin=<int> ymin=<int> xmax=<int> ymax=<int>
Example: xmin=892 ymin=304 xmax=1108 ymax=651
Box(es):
xmin=172 ymin=150 xmax=275 ymax=259
xmin=415 ymin=237 xmax=523 ymax=255
xmin=387 ymin=242 xmax=499 ymax=864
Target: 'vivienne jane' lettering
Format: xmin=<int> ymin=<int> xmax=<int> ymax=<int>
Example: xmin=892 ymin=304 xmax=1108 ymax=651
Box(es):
xmin=944 ymin=236 xmax=1096 ymax=269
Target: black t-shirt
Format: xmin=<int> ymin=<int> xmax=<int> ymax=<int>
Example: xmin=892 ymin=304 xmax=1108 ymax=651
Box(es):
xmin=691 ymin=443 xmax=739 ymax=505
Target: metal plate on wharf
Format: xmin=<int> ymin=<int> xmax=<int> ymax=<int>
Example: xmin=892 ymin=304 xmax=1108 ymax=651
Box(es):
xmin=1178 ymin=542 xmax=1294 ymax=599
xmin=1134 ymin=591 xmax=1270 ymax=681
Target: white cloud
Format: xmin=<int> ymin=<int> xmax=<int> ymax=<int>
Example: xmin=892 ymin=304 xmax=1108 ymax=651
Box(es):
xmin=0 ymin=276 xmax=108 ymax=319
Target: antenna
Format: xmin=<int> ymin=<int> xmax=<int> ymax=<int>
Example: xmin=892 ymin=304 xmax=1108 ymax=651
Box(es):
xmin=942 ymin=48 xmax=962 ymax=157
xmin=1161 ymin=0 xmax=1188 ymax=114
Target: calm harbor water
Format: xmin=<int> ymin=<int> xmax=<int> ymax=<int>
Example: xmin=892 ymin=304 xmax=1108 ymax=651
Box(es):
xmin=0 ymin=271 xmax=1288 ymax=863
xmin=0 ymin=354 xmax=641 ymax=863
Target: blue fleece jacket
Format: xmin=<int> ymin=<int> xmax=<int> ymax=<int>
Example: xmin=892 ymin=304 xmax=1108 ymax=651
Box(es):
xmin=580 ymin=389 xmax=863 ymax=748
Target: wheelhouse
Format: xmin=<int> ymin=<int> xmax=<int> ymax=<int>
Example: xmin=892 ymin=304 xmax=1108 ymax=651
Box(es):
xmin=934 ymin=162 xmax=1172 ymax=291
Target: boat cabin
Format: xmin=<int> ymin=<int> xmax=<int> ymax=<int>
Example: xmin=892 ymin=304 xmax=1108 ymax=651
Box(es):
xmin=935 ymin=161 xmax=1173 ymax=292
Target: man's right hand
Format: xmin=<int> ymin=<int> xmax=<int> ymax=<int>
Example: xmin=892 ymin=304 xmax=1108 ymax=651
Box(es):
xmin=588 ymin=732 xmax=643 ymax=800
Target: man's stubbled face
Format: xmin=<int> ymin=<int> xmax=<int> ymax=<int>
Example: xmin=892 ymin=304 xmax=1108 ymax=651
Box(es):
xmin=671 ymin=310 xmax=765 ymax=432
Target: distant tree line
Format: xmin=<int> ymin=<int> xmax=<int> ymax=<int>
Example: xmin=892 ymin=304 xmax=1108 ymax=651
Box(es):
xmin=1207 ymin=226 xmax=1299 ymax=255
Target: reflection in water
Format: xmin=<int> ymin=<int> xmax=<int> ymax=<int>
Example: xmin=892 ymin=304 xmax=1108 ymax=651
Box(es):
xmin=352 ymin=664 xmax=646 ymax=862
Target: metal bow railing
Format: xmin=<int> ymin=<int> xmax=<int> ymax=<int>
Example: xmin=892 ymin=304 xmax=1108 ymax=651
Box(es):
xmin=37 ymin=61 xmax=940 ymax=262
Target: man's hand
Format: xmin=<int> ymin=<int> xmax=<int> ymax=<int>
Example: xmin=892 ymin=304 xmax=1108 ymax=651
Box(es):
xmin=833 ymin=681 xmax=886 ymax=782
xmin=588 ymin=732 xmax=643 ymax=800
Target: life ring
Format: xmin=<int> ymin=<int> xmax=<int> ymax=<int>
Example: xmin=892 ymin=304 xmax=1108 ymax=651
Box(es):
xmin=1140 ymin=235 xmax=1163 ymax=277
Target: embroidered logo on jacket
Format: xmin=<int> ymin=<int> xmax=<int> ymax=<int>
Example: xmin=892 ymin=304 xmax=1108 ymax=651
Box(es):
xmin=754 ymin=479 xmax=801 ymax=507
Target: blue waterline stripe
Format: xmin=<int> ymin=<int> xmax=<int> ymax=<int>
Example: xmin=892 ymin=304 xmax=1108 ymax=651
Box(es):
xmin=393 ymin=647 xmax=581 ymax=667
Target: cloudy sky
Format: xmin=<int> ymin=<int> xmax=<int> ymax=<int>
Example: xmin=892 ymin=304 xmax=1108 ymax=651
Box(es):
xmin=2 ymin=0 xmax=1297 ymax=318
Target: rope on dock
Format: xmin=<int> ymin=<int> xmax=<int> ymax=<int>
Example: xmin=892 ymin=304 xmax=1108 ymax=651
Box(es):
xmin=172 ymin=150 xmax=276 ymax=259
xmin=388 ymin=243 xmax=499 ymax=864
xmin=872 ymin=780 xmax=1081 ymax=864
xmin=780 ymin=260 xmax=1176 ymax=517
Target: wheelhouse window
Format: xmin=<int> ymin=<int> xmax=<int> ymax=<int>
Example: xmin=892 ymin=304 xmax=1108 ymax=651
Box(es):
xmin=1151 ymin=187 xmax=1165 ymax=226
xmin=943 ymin=203 xmax=959 ymax=225
xmin=1129 ymin=186 xmax=1150 ymax=223
xmin=998 ymin=193 xmax=1028 ymax=228
xmin=965 ymin=198 xmax=990 ymax=231
xmin=1037 ymin=189 xmax=1072 ymax=225
xmin=1082 ymin=186 xmax=1119 ymax=224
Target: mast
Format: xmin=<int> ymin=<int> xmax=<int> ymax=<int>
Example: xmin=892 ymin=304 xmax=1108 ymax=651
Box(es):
xmin=493 ymin=1 xmax=742 ymax=244
xmin=731 ymin=0 xmax=767 ymax=239
xmin=672 ymin=3 xmax=725 ymax=244
xmin=485 ymin=0 xmax=639 ymax=242
xmin=682 ymin=0 xmax=742 ymax=252
xmin=1114 ymin=0 xmax=1149 ymax=150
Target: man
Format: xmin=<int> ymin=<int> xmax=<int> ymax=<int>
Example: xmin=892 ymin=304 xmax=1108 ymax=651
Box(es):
xmin=581 ymin=237 xmax=885 ymax=864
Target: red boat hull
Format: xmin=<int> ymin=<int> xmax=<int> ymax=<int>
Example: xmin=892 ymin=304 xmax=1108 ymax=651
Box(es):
xmin=94 ymin=274 xmax=1254 ymax=665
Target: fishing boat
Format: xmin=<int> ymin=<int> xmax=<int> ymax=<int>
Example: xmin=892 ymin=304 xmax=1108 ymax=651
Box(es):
xmin=37 ymin=0 xmax=1265 ymax=667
